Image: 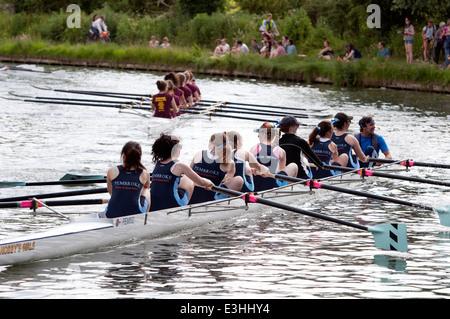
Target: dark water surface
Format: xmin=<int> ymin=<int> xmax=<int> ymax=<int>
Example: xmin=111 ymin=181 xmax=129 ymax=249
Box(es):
xmin=0 ymin=66 xmax=449 ymax=299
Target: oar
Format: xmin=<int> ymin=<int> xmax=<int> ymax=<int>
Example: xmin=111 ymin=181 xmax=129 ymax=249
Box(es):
xmin=180 ymin=108 xmax=278 ymax=122
xmin=201 ymin=99 xmax=308 ymax=112
xmin=211 ymin=185 xmax=408 ymax=252
xmin=31 ymin=85 xmax=151 ymax=100
xmin=0 ymin=178 xmax=106 ymax=188
xmin=368 ymin=158 xmax=450 ymax=169
xmin=0 ymin=198 xmax=108 ymax=209
xmin=324 ymin=164 xmax=450 ymax=187
xmin=0 ymin=188 xmax=108 ymax=203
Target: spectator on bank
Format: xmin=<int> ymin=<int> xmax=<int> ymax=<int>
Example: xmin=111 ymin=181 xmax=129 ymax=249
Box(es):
xmin=260 ymin=13 xmax=280 ymax=40
xmin=281 ymin=35 xmax=289 ymax=50
xmin=91 ymin=15 xmax=108 ymax=40
xmin=160 ymin=37 xmax=170 ymax=49
xmin=422 ymin=19 xmax=436 ymax=62
xmin=149 ymin=35 xmax=159 ymax=48
xmin=403 ymin=17 xmax=415 ymax=64
xmin=440 ymin=19 xmax=450 ymax=70
xmin=260 ymin=40 xmax=272 ymax=58
xmin=434 ymin=22 xmax=446 ymax=64
xmin=377 ymin=41 xmax=391 ymax=60
xmin=343 ymin=43 xmax=362 ymax=62
xmin=221 ymin=38 xmax=231 ymax=55
xmin=236 ymin=39 xmax=249 ymax=54
xmin=251 ymin=38 xmax=261 ymax=54
xmin=271 ymin=41 xmax=286 ymax=58
xmin=213 ymin=39 xmax=224 ymax=57
xmin=286 ymin=39 xmax=297 ymax=55
xmin=318 ymin=40 xmax=334 ymax=60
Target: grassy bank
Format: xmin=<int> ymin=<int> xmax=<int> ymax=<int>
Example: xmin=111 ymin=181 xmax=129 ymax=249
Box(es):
xmin=0 ymin=39 xmax=449 ymax=92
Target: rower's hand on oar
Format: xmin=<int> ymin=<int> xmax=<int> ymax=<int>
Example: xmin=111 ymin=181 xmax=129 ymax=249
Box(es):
xmin=203 ymin=179 xmax=214 ymax=191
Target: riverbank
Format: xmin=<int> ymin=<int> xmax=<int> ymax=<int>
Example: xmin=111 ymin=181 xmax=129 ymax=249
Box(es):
xmin=1 ymin=40 xmax=449 ymax=94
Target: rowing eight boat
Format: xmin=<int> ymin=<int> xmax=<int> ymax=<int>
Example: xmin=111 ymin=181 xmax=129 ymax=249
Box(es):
xmin=0 ymin=171 xmax=407 ymax=266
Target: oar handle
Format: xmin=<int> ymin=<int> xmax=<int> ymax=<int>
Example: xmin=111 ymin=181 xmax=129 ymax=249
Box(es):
xmin=368 ymin=158 xmax=450 ymax=169
xmin=0 ymin=187 xmax=108 ymax=203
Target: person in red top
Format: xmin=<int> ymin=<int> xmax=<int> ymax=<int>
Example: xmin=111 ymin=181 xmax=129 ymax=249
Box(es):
xmin=164 ymin=72 xmax=188 ymax=108
xmin=151 ymin=80 xmax=179 ymax=118
xmin=177 ymin=72 xmax=194 ymax=107
xmin=185 ymin=70 xmax=202 ymax=102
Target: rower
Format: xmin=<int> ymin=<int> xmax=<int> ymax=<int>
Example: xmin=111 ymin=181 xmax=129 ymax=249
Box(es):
xmin=164 ymin=72 xmax=188 ymax=108
xmin=177 ymin=72 xmax=194 ymax=107
xmin=166 ymin=80 xmax=181 ymax=116
xmin=354 ymin=116 xmax=392 ymax=167
xmin=104 ymin=141 xmax=151 ymax=218
xmin=308 ymin=120 xmax=348 ymax=179
xmin=278 ymin=116 xmax=323 ymax=179
xmin=150 ymin=134 xmax=213 ymax=211
xmin=331 ymin=112 xmax=369 ymax=168
xmin=250 ymin=122 xmax=298 ymax=192
xmin=151 ymin=80 xmax=179 ymax=118
xmin=185 ymin=70 xmax=202 ymax=102
xmin=189 ymin=133 xmax=244 ymax=204
xmin=226 ymin=131 xmax=270 ymax=192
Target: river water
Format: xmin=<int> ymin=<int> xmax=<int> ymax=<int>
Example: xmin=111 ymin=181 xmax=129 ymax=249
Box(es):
xmin=0 ymin=66 xmax=449 ymax=300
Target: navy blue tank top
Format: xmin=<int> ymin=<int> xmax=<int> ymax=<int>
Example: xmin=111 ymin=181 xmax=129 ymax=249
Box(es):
xmin=331 ymin=133 xmax=359 ymax=168
xmin=233 ymin=149 xmax=254 ymax=192
xmin=253 ymin=144 xmax=287 ymax=192
xmin=106 ymin=165 xmax=144 ymax=218
xmin=309 ymin=140 xmax=333 ymax=179
xmin=150 ymin=160 xmax=189 ymax=211
xmin=189 ymin=150 xmax=227 ymax=204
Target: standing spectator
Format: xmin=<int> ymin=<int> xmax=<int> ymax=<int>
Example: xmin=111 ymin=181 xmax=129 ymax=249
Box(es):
xmin=286 ymin=39 xmax=297 ymax=55
xmin=149 ymin=35 xmax=159 ymax=48
xmin=441 ymin=19 xmax=450 ymax=69
xmin=220 ymin=38 xmax=230 ymax=55
xmin=251 ymin=38 xmax=261 ymax=54
xmin=160 ymin=37 xmax=170 ymax=49
xmin=377 ymin=41 xmax=391 ymax=60
xmin=434 ymin=22 xmax=446 ymax=64
xmin=403 ymin=17 xmax=415 ymax=64
xmin=261 ymin=13 xmax=280 ymax=40
xmin=422 ymin=19 xmax=436 ymax=62
xmin=318 ymin=40 xmax=334 ymax=60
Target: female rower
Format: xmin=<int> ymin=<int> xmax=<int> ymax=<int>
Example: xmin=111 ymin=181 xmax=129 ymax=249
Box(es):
xmin=189 ymin=132 xmax=244 ymax=204
xmin=151 ymin=80 xmax=179 ymax=118
xmin=278 ymin=116 xmax=323 ymax=179
xmin=330 ymin=112 xmax=369 ymax=168
xmin=185 ymin=70 xmax=202 ymax=102
xmin=250 ymin=122 xmax=298 ymax=192
xmin=177 ymin=72 xmax=194 ymax=107
xmin=308 ymin=120 xmax=348 ymax=179
xmin=166 ymin=80 xmax=181 ymax=116
xmin=150 ymin=134 xmax=213 ymax=211
xmin=226 ymin=131 xmax=270 ymax=192
xmin=104 ymin=141 xmax=151 ymax=218
xmin=164 ymin=72 xmax=187 ymax=108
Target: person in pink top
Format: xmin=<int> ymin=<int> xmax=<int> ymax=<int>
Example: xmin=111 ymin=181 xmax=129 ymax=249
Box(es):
xmin=151 ymin=80 xmax=178 ymax=118
xmin=271 ymin=41 xmax=286 ymax=58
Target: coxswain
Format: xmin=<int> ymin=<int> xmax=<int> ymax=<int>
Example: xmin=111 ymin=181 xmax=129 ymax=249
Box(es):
xmin=151 ymin=80 xmax=179 ymax=118
xmin=150 ymin=134 xmax=213 ymax=211
xmin=226 ymin=131 xmax=270 ymax=192
xmin=250 ymin=122 xmax=298 ymax=192
xmin=278 ymin=116 xmax=323 ymax=179
xmin=189 ymin=133 xmax=244 ymax=204
xmin=104 ymin=141 xmax=151 ymax=218
xmin=331 ymin=112 xmax=369 ymax=168
xmin=354 ymin=116 xmax=392 ymax=167
xmin=308 ymin=120 xmax=348 ymax=179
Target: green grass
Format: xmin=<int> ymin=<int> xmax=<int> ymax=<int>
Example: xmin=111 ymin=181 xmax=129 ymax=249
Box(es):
xmin=0 ymin=39 xmax=448 ymax=90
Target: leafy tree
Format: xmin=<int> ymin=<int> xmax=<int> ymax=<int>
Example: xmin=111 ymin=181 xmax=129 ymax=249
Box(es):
xmin=175 ymin=0 xmax=226 ymax=17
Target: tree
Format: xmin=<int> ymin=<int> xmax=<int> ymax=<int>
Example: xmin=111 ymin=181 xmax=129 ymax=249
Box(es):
xmin=175 ymin=0 xmax=226 ymax=17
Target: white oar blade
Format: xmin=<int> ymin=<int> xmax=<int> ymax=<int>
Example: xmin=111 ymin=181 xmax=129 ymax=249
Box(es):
xmin=368 ymin=223 xmax=408 ymax=252
xmin=435 ymin=206 xmax=450 ymax=227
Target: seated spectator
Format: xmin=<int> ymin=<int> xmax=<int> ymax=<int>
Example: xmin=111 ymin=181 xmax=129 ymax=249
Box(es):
xmin=318 ymin=40 xmax=334 ymax=59
xmin=343 ymin=43 xmax=362 ymax=61
xmin=260 ymin=40 xmax=272 ymax=58
xmin=160 ymin=37 xmax=170 ymax=49
xmin=149 ymin=35 xmax=159 ymax=48
xmin=281 ymin=35 xmax=289 ymax=50
xmin=221 ymin=38 xmax=231 ymax=54
xmin=286 ymin=38 xmax=297 ymax=55
xmin=236 ymin=39 xmax=249 ymax=54
xmin=251 ymin=38 xmax=261 ymax=54
xmin=213 ymin=39 xmax=224 ymax=57
xmin=377 ymin=41 xmax=391 ymax=60
xmin=271 ymin=41 xmax=286 ymax=58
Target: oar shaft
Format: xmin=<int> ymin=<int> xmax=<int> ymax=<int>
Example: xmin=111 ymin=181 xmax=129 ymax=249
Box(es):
xmin=24 ymin=179 xmax=106 ymax=186
xmin=201 ymin=99 xmax=307 ymax=111
xmin=180 ymin=109 xmax=275 ymax=122
xmin=0 ymin=188 xmax=108 ymax=203
xmin=0 ymin=198 xmax=108 ymax=209
xmin=369 ymin=158 xmax=450 ymax=169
